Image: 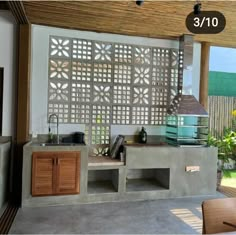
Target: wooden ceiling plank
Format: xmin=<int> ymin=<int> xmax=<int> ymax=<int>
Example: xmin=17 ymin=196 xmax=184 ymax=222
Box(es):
xmin=8 ymin=2 xmax=21 ymax=23
xmin=11 ymin=2 xmax=25 ymax=24
xmin=23 ymin=1 xmax=236 ymax=48
xmin=8 ymin=1 xmax=29 ymax=24
xmin=18 ymin=2 xmax=28 ymax=23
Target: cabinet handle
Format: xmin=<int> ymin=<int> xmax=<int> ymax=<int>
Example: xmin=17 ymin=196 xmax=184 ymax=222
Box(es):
xmin=52 ymin=158 xmax=60 ymax=165
xmin=55 ymin=158 xmax=60 ymax=165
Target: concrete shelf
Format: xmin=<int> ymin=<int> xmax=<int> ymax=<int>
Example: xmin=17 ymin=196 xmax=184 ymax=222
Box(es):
xmin=87 ymin=181 xmax=117 ymax=194
xmin=87 ymin=169 xmax=119 ymax=194
xmin=126 ymin=168 xmax=170 ymax=192
xmin=126 ymin=179 xmax=169 ymax=192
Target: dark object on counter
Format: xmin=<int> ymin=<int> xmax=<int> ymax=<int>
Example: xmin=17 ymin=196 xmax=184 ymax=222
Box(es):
xmin=61 ymin=132 xmax=85 ymax=144
xmin=61 ymin=135 xmax=74 ymax=143
xmin=73 ymin=132 xmax=85 ymax=144
xmin=139 ymin=127 xmax=147 ymax=143
xmin=110 ymin=135 xmax=125 ymax=159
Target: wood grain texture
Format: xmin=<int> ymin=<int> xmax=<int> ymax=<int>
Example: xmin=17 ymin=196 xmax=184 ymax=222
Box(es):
xmin=202 ymin=198 xmax=236 ymax=234
xmin=7 ymin=1 xmax=29 ymax=24
xmin=218 ymin=185 xmax=236 ymax=198
xmin=199 ymin=42 xmax=210 ymax=111
xmin=208 ymin=96 xmax=236 ymax=137
xmin=17 ymin=24 xmax=31 ymax=144
xmin=22 ymin=1 xmax=236 ymax=47
xmin=32 ymin=151 xmax=80 ymax=196
xmin=32 ymin=152 xmax=56 ymax=196
xmin=56 ymin=152 xmax=80 ymax=194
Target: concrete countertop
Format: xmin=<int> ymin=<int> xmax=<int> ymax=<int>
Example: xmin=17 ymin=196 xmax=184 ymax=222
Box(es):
xmin=25 ymin=141 xmax=88 ymax=151
xmin=0 ymin=136 xmax=11 ymax=144
xmin=124 ymin=142 xmax=169 ymax=147
xmin=88 ymin=156 xmax=124 ymax=166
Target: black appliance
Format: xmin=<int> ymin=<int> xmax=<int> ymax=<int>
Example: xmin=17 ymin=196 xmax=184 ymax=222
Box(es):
xmin=73 ymin=132 xmax=85 ymax=144
xmin=61 ymin=132 xmax=85 ymax=144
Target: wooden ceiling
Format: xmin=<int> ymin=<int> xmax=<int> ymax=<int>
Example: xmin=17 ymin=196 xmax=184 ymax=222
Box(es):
xmin=22 ymin=1 xmax=236 ymax=47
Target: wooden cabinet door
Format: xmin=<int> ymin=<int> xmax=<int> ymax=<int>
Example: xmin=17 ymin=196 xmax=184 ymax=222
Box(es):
xmin=32 ymin=152 xmax=56 ymax=196
xmin=55 ymin=152 xmax=80 ymax=195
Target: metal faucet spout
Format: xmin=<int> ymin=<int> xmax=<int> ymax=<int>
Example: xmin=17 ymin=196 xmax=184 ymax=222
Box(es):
xmin=48 ymin=113 xmax=59 ymax=144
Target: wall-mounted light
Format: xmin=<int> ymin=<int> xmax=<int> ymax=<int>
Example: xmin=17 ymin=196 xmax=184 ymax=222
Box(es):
xmin=136 ymin=0 xmax=144 ymax=6
xmin=193 ymin=2 xmax=201 ymax=14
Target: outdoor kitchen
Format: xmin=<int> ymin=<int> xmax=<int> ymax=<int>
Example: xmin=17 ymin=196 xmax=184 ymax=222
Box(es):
xmin=20 ymin=26 xmax=218 ymax=208
xmin=3 ymin=1 xmax=236 ymax=234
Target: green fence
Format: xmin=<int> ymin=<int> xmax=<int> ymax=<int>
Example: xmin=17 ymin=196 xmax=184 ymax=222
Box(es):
xmin=209 ymin=71 xmax=236 ymax=97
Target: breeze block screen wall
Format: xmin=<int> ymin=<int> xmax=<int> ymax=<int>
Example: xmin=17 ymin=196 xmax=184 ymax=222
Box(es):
xmin=47 ymin=35 xmax=180 ymax=152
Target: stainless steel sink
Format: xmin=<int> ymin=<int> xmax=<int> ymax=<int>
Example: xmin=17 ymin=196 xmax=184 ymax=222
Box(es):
xmin=41 ymin=143 xmax=75 ymax=146
xmin=31 ymin=143 xmax=85 ymax=147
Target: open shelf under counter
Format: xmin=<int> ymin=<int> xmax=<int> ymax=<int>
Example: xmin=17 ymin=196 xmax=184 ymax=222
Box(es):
xmin=88 ymin=156 xmax=125 ymax=170
xmin=126 ymin=168 xmax=170 ymax=192
xmin=87 ymin=169 xmax=119 ymax=194
xmin=87 ymin=181 xmax=117 ymax=194
xmin=126 ymin=179 xmax=169 ymax=192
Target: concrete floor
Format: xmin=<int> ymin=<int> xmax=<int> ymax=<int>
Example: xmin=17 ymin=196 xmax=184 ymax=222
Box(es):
xmin=10 ymin=194 xmax=224 ymax=234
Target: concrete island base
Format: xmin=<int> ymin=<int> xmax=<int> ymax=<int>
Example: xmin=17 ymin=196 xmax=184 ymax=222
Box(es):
xmin=22 ymin=143 xmax=217 ymax=207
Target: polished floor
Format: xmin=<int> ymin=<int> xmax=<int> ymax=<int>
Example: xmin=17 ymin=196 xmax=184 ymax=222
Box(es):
xmin=10 ymin=194 xmax=224 ymax=234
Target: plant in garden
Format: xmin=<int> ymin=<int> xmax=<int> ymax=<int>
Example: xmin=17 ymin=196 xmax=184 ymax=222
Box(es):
xmin=208 ymin=110 xmax=236 ymax=187
xmin=232 ymin=109 xmax=236 ymax=131
xmin=208 ymin=110 xmax=236 ymax=169
xmin=217 ymin=128 xmax=236 ymax=163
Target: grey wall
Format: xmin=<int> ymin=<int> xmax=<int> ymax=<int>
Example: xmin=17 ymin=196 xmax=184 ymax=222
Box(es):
xmin=0 ymin=11 xmax=17 ymax=137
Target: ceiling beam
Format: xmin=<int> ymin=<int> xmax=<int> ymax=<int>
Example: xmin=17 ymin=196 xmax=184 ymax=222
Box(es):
xmin=0 ymin=1 xmax=9 ymax=10
xmin=7 ymin=1 xmax=29 ymax=24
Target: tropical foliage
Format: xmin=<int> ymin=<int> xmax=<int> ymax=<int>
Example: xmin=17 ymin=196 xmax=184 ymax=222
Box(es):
xmin=208 ymin=110 xmax=236 ymax=169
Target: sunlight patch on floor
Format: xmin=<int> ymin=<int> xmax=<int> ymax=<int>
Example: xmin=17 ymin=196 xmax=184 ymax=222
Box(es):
xmin=170 ymin=208 xmax=202 ymax=234
xmin=221 ymin=178 xmax=236 ymax=188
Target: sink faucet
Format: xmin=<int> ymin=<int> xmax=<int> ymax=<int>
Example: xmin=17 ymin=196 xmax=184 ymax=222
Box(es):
xmin=48 ymin=113 xmax=59 ymax=144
